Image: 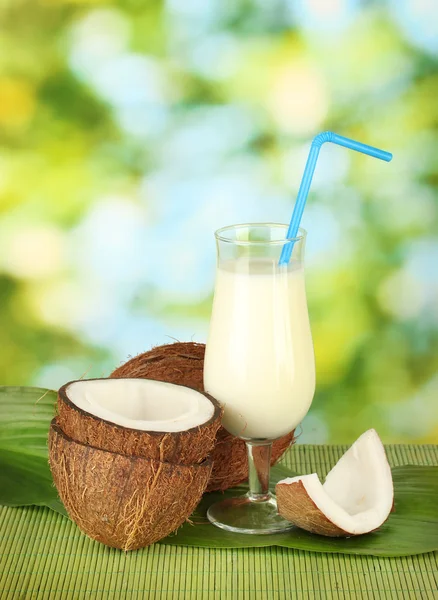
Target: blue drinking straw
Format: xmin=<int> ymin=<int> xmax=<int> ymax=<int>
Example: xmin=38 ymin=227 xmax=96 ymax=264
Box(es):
xmin=279 ymin=131 xmax=393 ymax=265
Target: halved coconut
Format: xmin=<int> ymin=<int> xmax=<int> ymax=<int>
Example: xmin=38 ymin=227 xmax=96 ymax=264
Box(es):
xmin=49 ymin=419 xmax=212 ymax=551
xmin=276 ymin=429 xmax=394 ymax=537
xmin=56 ymin=378 xmax=222 ymax=464
xmin=110 ymin=342 xmax=295 ymax=491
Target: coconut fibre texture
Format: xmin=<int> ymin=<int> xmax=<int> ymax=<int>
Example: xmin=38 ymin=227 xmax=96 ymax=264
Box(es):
xmin=48 ymin=420 xmax=212 ymax=551
xmin=276 ymin=480 xmax=350 ymax=537
xmin=110 ymin=342 xmax=295 ymax=492
xmin=56 ymin=380 xmax=222 ymax=465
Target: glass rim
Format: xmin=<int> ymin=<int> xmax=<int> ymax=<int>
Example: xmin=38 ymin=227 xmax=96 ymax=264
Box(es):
xmin=214 ymin=223 xmax=306 ymax=246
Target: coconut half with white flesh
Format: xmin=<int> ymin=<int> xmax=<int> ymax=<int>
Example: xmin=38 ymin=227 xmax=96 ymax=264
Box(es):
xmin=56 ymin=378 xmax=222 ymax=464
xmin=49 ymin=377 xmax=221 ymax=550
xmin=276 ymin=429 xmax=394 ymax=537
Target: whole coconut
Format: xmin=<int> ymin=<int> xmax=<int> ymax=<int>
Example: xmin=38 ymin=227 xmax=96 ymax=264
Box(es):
xmin=110 ymin=342 xmax=295 ymax=492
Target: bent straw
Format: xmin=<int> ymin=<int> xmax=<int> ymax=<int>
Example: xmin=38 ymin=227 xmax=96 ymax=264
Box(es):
xmin=279 ymin=131 xmax=392 ymax=265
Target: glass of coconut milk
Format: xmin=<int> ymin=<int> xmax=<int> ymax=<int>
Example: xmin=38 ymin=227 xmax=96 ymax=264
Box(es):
xmin=204 ymin=223 xmax=315 ymax=534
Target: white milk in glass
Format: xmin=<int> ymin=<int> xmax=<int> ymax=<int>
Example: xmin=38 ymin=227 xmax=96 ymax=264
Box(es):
xmin=204 ymin=257 xmax=315 ymax=440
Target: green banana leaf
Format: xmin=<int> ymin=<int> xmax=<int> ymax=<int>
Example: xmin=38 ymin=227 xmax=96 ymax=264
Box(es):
xmin=0 ymin=386 xmax=437 ymax=556
xmin=0 ymin=386 xmax=66 ymax=516
xmin=165 ymin=465 xmax=438 ymax=556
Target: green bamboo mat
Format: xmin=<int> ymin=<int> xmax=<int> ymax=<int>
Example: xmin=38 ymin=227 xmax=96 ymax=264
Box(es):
xmin=1 ymin=445 xmax=437 ymax=600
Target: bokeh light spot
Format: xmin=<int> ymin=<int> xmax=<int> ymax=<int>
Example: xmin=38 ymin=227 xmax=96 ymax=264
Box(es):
xmin=268 ymin=61 xmax=329 ymax=134
xmin=0 ymin=78 xmax=35 ymax=128
xmin=1 ymin=225 xmax=65 ymax=280
xmin=288 ymin=0 xmax=359 ymax=34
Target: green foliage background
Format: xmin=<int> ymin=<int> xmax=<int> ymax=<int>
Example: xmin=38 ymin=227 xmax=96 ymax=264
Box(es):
xmin=0 ymin=0 xmax=437 ymax=443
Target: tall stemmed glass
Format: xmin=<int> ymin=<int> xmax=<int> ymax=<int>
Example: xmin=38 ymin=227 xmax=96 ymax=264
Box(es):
xmin=204 ymin=223 xmax=315 ymax=534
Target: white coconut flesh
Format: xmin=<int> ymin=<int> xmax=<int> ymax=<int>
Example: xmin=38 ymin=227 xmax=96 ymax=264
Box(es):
xmin=278 ymin=429 xmax=393 ymax=535
xmin=66 ymin=378 xmax=215 ymax=432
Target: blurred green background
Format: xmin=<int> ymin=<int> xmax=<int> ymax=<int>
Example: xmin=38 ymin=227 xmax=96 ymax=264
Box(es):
xmin=0 ymin=0 xmax=437 ymax=444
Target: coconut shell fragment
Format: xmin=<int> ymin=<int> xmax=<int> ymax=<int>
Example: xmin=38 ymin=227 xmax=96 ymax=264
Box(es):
xmin=57 ymin=378 xmax=222 ymax=465
xmin=276 ymin=430 xmax=394 ymax=537
xmin=49 ymin=420 xmax=212 ymax=551
xmin=276 ymin=479 xmax=349 ymax=536
xmin=110 ymin=342 xmax=295 ymax=491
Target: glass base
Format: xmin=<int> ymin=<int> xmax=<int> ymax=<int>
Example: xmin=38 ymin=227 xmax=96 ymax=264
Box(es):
xmin=207 ymin=492 xmax=294 ymax=535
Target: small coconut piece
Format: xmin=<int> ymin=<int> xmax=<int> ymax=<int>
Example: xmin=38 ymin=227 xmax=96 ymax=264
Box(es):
xmin=276 ymin=429 xmax=394 ymax=537
xmin=49 ymin=420 xmax=211 ymax=550
xmin=110 ymin=342 xmax=295 ymax=491
xmin=57 ymin=378 xmax=222 ymax=465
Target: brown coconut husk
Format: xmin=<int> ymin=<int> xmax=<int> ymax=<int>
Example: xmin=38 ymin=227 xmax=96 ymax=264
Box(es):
xmin=110 ymin=342 xmax=295 ymax=492
xmin=276 ymin=479 xmax=350 ymax=537
xmin=49 ymin=419 xmax=211 ymax=550
xmin=56 ymin=379 xmax=222 ymax=465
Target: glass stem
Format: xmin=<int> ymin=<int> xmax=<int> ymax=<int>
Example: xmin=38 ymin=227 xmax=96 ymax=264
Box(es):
xmin=246 ymin=441 xmax=272 ymax=502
